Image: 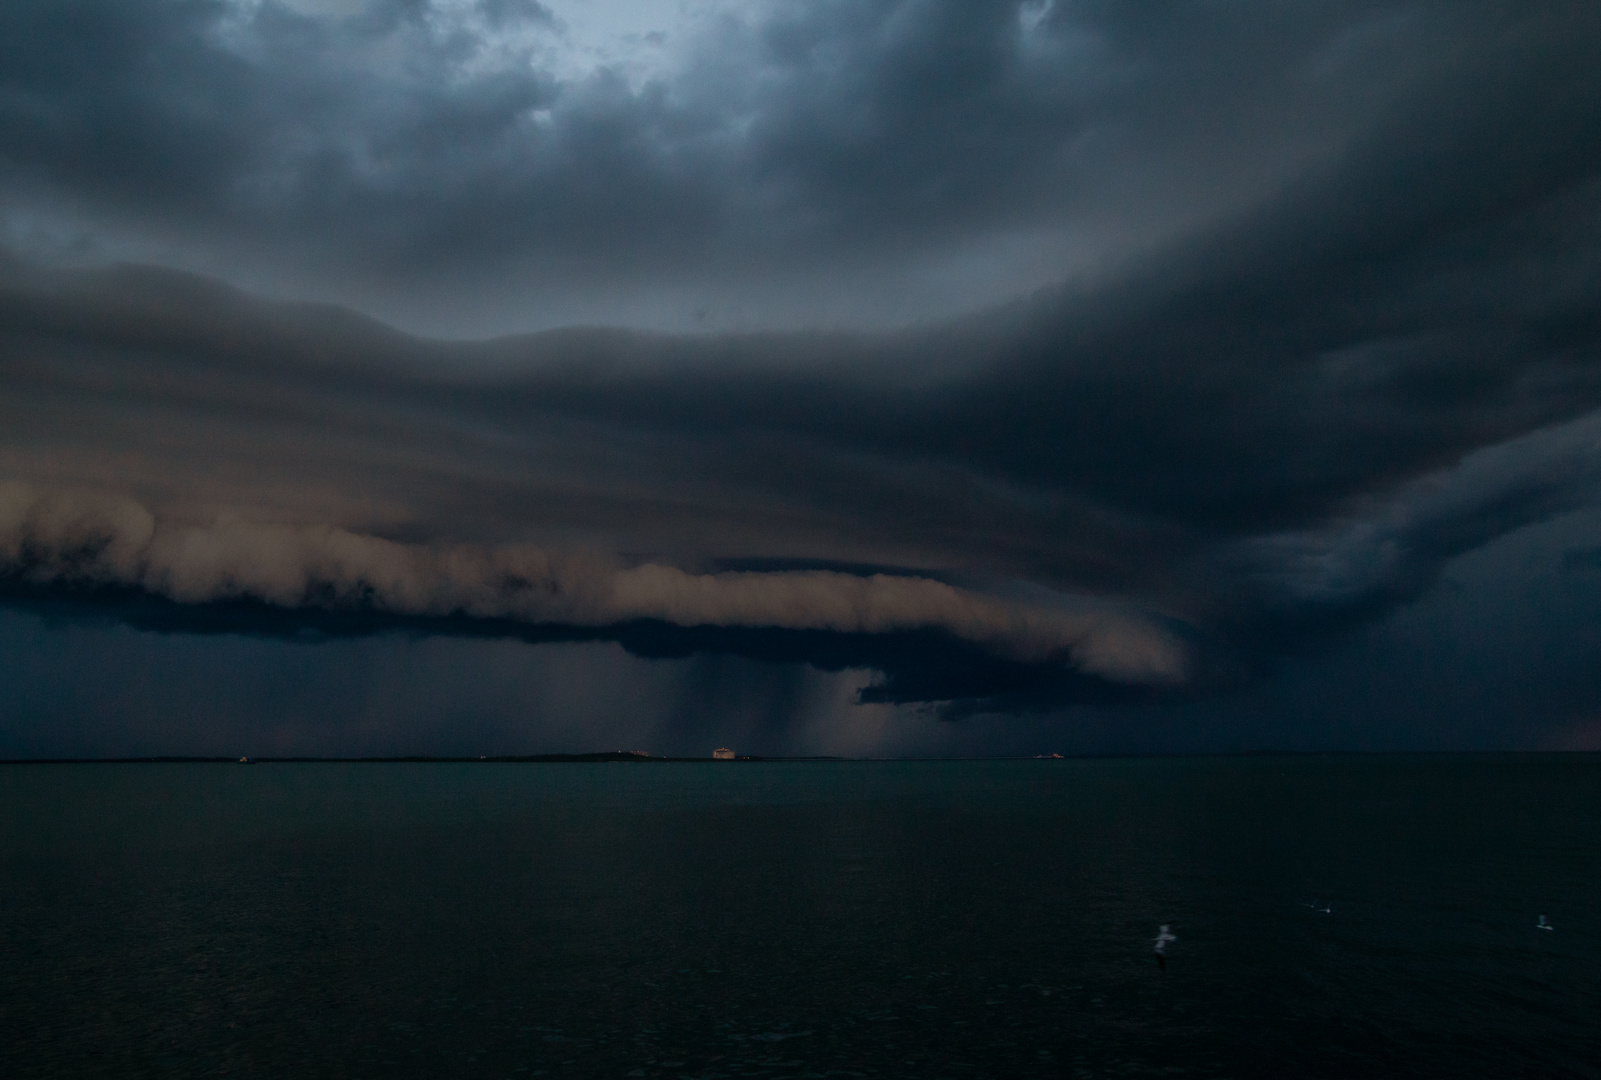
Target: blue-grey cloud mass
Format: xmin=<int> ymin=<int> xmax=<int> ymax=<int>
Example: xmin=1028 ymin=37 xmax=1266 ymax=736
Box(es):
xmin=3 ymin=0 xmax=1600 ymax=755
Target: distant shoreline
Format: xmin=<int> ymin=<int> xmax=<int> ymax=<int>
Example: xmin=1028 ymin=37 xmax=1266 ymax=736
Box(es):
xmin=0 ymin=752 xmax=777 ymax=765
xmin=1 ymin=750 xmax=1595 ymax=765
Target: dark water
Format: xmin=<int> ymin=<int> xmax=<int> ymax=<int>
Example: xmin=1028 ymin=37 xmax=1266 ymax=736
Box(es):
xmin=2 ymin=757 xmax=1597 ymax=1079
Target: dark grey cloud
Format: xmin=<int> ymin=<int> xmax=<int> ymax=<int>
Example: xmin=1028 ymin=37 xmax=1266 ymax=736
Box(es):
xmin=9 ymin=0 xmax=1589 ymax=333
xmin=1564 ymin=546 xmax=1601 ymax=573
xmin=3 ymin=0 xmax=1601 ymax=748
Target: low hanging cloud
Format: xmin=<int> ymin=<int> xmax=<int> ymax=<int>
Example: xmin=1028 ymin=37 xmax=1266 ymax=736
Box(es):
xmin=0 ymin=481 xmax=1191 ymax=691
xmin=1221 ymin=408 xmax=1601 ymax=632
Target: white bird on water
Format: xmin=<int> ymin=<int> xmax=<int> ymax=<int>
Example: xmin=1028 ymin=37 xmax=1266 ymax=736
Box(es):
xmin=1537 ymin=915 xmax=1554 ymax=931
xmin=1154 ymin=924 xmax=1177 ymax=970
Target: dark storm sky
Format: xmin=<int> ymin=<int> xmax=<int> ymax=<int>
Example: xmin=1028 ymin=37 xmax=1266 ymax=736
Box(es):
xmin=3 ymin=0 xmax=1601 ymax=756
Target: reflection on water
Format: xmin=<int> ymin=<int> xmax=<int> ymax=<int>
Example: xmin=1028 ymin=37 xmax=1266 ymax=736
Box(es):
xmin=2 ymin=757 xmax=1598 ymax=1078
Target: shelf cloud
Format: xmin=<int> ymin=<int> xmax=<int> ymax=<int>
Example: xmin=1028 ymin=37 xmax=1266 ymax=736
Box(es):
xmin=0 ymin=479 xmax=1190 ymax=689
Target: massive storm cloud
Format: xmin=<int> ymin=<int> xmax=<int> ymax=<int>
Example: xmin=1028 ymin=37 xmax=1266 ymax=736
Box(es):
xmin=3 ymin=1 xmax=1600 ymax=751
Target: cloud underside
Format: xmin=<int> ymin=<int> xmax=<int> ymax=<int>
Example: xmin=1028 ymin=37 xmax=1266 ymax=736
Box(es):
xmin=2 ymin=2 xmax=1601 ymax=717
xmin=4 ymin=2 xmax=1600 ymax=334
xmin=5 ymin=586 xmax=1164 ymax=719
xmin=0 ymin=481 xmax=1191 ymax=711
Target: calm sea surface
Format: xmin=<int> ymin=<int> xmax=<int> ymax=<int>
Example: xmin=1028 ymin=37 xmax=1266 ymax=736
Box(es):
xmin=2 ymin=757 xmax=1597 ymax=1079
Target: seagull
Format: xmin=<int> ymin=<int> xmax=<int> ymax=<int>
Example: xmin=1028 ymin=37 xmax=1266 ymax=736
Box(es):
xmin=1537 ymin=915 xmax=1554 ymax=931
xmin=1154 ymin=924 xmax=1177 ymax=971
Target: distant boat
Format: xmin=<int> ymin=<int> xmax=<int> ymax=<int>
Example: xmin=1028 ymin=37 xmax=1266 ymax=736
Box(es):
xmin=713 ymin=748 xmax=736 ymax=760
xmin=1537 ymin=915 xmax=1554 ymax=931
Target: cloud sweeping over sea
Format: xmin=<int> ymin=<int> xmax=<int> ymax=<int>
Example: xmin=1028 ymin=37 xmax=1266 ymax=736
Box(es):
xmin=3 ymin=0 xmax=1601 ymax=755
